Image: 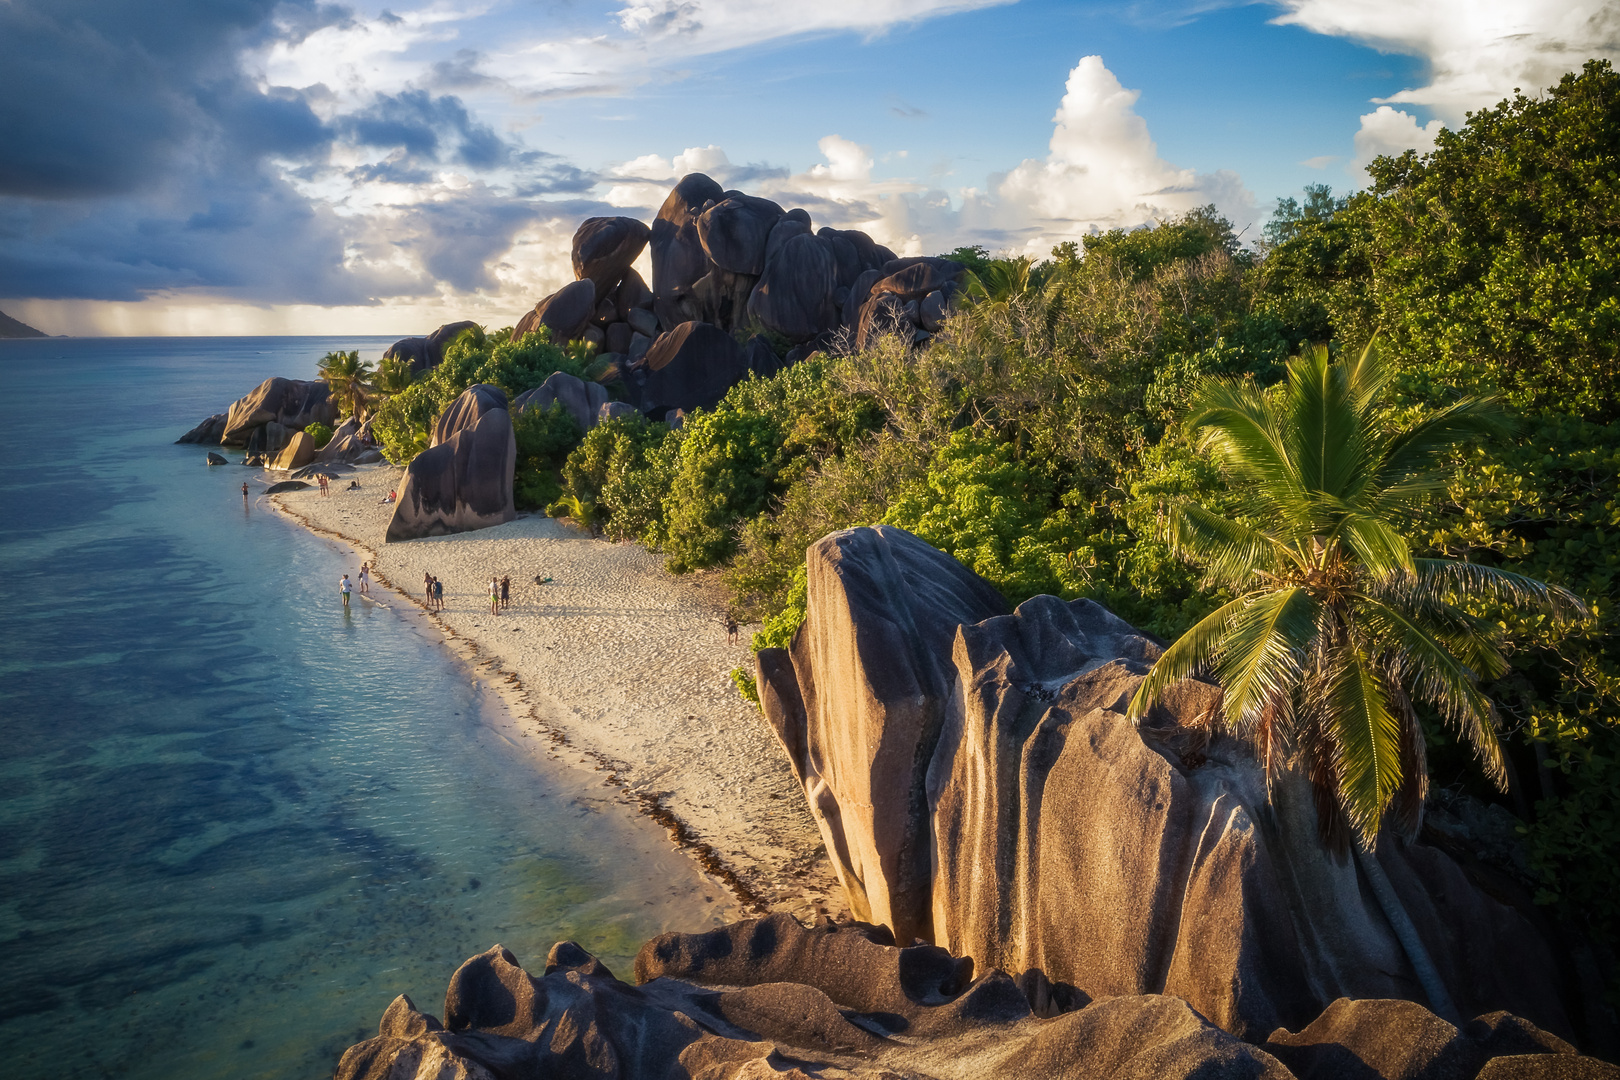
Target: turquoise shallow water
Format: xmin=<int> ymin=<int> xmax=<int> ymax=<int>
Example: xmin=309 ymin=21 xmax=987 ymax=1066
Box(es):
xmin=0 ymin=338 xmax=732 ymax=1078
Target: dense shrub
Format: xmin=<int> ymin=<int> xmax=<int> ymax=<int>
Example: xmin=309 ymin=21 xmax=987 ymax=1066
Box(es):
xmin=512 ymin=402 xmax=580 ymax=511
xmin=303 ymin=421 xmax=333 ymax=449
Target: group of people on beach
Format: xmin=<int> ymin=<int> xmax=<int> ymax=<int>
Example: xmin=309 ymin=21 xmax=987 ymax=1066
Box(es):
xmin=338 ymin=563 xmax=373 ymax=607
xmin=422 ymin=572 xmax=445 ymax=611
xmin=488 ymin=575 xmax=510 ymax=614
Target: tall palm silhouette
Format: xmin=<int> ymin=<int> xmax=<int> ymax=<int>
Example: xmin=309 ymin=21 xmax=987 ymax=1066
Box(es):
xmin=317 ymin=350 xmax=373 ymax=419
xmin=1129 ymin=342 xmax=1583 ymax=849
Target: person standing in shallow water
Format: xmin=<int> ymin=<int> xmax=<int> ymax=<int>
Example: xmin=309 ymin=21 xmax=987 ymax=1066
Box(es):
xmin=241 ymin=481 xmax=248 ymax=501
xmin=358 ymin=562 xmax=370 ymax=597
xmin=340 ymin=574 xmax=352 ymax=608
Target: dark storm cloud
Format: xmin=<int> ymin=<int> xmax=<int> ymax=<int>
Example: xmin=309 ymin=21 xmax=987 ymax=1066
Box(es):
xmin=0 ymin=0 xmax=338 ymax=198
xmin=0 ymin=0 xmax=595 ymax=306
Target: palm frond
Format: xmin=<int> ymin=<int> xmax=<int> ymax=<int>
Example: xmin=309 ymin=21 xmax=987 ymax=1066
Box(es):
xmin=1168 ymin=504 xmax=1286 ymax=586
xmin=1336 ymin=511 xmax=1415 ymax=578
xmin=1127 ymin=597 xmax=1248 ymax=721
xmin=1372 ymin=395 xmax=1510 ymax=502
xmin=1214 ymin=587 xmax=1318 ymax=728
xmin=1185 ymin=379 xmax=1302 ymax=504
xmin=1286 ymin=345 xmax=1371 ymax=501
xmin=1410 ymin=558 xmax=1588 ymax=623
xmin=1355 ymin=596 xmax=1507 ymax=787
xmin=1343 ymin=337 xmax=1392 ymax=415
xmin=1318 ymin=642 xmax=1406 ymax=844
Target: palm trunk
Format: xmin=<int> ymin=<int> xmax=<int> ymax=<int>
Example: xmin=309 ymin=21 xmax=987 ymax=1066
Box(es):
xmin=1353 ymin=840 xmax=1461 ymax=1024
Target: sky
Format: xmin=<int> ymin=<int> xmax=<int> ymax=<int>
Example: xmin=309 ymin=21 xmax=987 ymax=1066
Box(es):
xmin=1 ymin=0 xmax=1615 ymax=336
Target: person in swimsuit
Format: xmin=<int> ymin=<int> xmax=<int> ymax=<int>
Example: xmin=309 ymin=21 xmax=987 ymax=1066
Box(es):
xmin=241 ymin=482 xmax=249 ymax=500
xmin=424 ymin=572 xmax=433 ymax=604
xmin=358 ymin=563 xmax=371 ymax=596
xmin=489 ymin=576 xmax=500 ymax=615
xmin=340 ymin=574 xmax=352 ymax=607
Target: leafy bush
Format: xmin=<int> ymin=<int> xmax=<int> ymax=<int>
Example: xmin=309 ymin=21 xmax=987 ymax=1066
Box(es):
xmin=303 ymin=421 xmax=333 ymax=448
xmin=371 ymin=327 xmax=592 ymax=464
xmin=512 ymin=402 xmax=580 ymax=511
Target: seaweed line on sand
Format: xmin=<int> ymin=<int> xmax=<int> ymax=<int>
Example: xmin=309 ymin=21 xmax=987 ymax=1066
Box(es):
xmin=272 ymin=495 xmax=775 ymax=916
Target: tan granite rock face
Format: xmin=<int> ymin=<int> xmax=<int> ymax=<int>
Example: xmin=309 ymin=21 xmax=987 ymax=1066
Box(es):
xmin=269 ymin=429 xmax=315 ymax=471
xmin=220 ymin=377 xmax=335 ymax=446
xmin=757 ymin=526 xmax=1582 ymax=1042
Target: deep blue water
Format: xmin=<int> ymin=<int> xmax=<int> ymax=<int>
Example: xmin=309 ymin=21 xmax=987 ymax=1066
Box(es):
xmin=0 ymin=338 xmax=731 ymax=1078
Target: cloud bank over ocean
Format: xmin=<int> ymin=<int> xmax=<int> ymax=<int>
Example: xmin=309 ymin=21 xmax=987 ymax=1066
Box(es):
xmin=1 ymin=0 xmax=1614 ymax=334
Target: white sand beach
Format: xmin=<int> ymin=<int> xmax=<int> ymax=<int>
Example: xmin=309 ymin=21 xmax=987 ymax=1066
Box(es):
xmin=270 ymin=467 xmax=840 ymax=923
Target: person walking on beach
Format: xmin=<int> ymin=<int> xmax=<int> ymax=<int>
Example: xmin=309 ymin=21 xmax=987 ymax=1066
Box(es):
xmin=500 ymin=575 xmax=510 ymax=610
xmin=340 ymin=574 xmax=352 ymax=608
xmin=358 ymin=562 xmax=371 ymax=597
xmin=724 ymin=613 xmax=738 ymax=645
xmin=433 ymin=576 xmax=444 ymax=611
xmin=488 ymin=576 xmax=500 ymax=615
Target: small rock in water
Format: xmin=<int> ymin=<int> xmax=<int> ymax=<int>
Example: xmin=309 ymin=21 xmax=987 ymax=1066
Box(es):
xmin=206 ymin=452 xmax=227 ymax=466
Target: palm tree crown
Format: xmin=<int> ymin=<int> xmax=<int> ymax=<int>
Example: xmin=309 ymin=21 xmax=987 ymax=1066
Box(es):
xmin=373 ymin=353 xmax=415 ymax=396
xmin=317 ymin=350 xmax=374 ymax=419
xmin=1128 ymin=343 xmax=1584 ymax=849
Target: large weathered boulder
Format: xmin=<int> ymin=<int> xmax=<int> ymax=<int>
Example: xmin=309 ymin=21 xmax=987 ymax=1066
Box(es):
xmin=511 ymin=371 xmax=608 ymax=434
xmin=176 ymin=412 xmax=228 ymax=444
xmin=650 ymin=172 xmax=725 ymax=301
xmin=614 ymin=268 xmax=654 ymax=321
xmin=697 ymin=194 xmax=784 ymax=276
xmin=381 ymin=320 xmax=480 ymax=376
xmin=515 ymin=279 xmax=596 ymax=343
xmin=757 ymin=527 xmax=1585 ymax=1044
xmin=386 ymin=384 xmax=515 ymax=542
xmin=638 ymin=321 xmax=749 ymax=418
xmin=747 ymin=232 xmax=841 ymax=342
xmin=220 ymin=378 xmax=335 ymax=447
xmin=337 ymin=918 xmax=1609 ymax=1080
xmin=756 ymin=526 xmax=1008 ymax=946
xmin=689 ymin=267 xmax=757 ymax=329
xmin=874 ymin=256 xmax=966 ymax=301
xmin=269 ymin=429 xmax=316 ymax=472
xmin=313 ymin=416 xmax=375 ymax=464
xmin=572 ymin=216 xmax=652 ymax=299
xmin=764 ymin=214 xmax=812 ymax=269
xmin=855 ymin=290 xmax=912 ymax=349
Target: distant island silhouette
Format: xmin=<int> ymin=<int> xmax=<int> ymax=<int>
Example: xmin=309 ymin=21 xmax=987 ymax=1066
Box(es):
xmin=0 ymin=309 xmax=47 ymax=338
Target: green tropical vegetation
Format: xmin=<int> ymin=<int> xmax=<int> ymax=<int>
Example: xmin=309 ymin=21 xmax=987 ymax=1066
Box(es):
xmin=304 ymin=421 xmax=334 ymax=449
xmin=533 ymin=60 xmax=1620 ymax=948
xmin=1126 ymin=342 xmax=1582 ymax=849
xmin=316 ymin=349 xmax=373 ymax=419
xmin=359 ymin=61 xmax=1617 ymax=951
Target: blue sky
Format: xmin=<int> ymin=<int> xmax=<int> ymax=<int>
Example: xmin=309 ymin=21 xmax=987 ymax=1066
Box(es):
xmin=1 ymin=0 xmax=1612 ymax=335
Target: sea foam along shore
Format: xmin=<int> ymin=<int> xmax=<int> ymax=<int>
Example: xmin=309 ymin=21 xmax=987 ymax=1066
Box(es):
xmin=270 ymin=465 xmax=841 ymax=923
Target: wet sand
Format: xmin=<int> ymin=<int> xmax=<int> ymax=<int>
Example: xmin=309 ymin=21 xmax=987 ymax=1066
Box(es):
xmin=271 ymin=467 xmax=840 ymax=923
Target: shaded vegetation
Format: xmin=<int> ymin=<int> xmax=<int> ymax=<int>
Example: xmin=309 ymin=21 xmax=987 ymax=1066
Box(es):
xmin=540 ymin=60 xmax=1620 ymax=949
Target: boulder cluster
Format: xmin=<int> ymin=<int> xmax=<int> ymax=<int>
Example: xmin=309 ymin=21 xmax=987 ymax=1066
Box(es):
xmin=333 ymin=917 xmax=1614 ymax=1079
xmin=508 ymin=173 xmax=968 ymax=421
xmin=175 ymin=377 xmax=385 ymax=471
xmin=755 ymin=526 xmax=1601 ymax=1045
xmin=386 ymin=384 xmax=516 ymax=543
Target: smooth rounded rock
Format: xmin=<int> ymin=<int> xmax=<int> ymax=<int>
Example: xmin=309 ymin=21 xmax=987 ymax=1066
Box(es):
xmin=747 ymin=232 xmax=840 ymax=341
xmin=640 ymin=321 xmax=748 ymax=417
xmin=572 ymin=216 xmax=651 ymax=299
xmin=697 ymin=194 xmax=784 ymax=276
xmin=650 ymin=173 xmax=725 ymax=300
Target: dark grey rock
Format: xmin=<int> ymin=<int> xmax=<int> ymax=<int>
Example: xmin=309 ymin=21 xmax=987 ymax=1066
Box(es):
xmin=842 ymin=268 xmax=883 ymax=328
xmin=598 ymin=401 xmax=638 ymax=424
xmin=387 ymin=384 xmax=515 ymax=542
xmin=613 ymin=268 xmax=654 ymax=321
xmin=920 ymin=288 xmax=949 ymax=332
xmin=747 ymin=232 xmax=840 ymax=341
xmin=178 ymin=413 xmax=228 ymax=444
xmin=262 ymin=480 xmax=310 ymax=493
xmin=593 ymin=297 xmax=616 ymax=326
xmin=572 ymin=216 xmax=651 ymax=299
xmin=516 ymin=279 xmax=597 ymax=343
xmin=650 ymin=173 xmax=725 ymax=300
xmin=627 ymin=307 xmax=659 ymax=339
xmin=381 ymin=320 xmax=480 ymax=376
xmin=874 ymin=257 xmax=966 ymax=301
xmin=816 ymin=228 xmax=861 ymax=286
xmin=640 ymin=321 xmax=748 ymax=417
xmin=697 ymin=194 xmax=784 ymax=276
xmin=605 ymin=321 xmax=634 ymax=355
xmin=512 ymin=371 xmax=606 ymax=434
xmin=764 ymin=215 xmax=812 ymax=268
xmin=628 ymin=331 xmax=652 ymax=365
xmin=742 ymin=334 xmax=780 ymax=378
xmin=855 ymin=291 xmax=912 ymax=349
xmin=205 ymin=452 xmax=227 ymax=465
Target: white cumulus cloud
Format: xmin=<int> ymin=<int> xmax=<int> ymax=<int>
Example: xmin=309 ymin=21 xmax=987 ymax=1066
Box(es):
xmin=1351 ymin=105 xmax=1444 ymax=174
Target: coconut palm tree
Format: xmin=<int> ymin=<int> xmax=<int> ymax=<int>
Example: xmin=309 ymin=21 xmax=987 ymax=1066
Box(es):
xmin=1129 ymin=341 xmax=1584 ymax=850
xmin=317 ymin=349 xmax=373 ymax=419
xmin=373 ymin=353 xmax=415 ymax=396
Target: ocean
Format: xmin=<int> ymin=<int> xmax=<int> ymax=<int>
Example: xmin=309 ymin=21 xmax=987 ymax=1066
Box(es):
xmin=0 ymin=337 xmax=731 ymax=1078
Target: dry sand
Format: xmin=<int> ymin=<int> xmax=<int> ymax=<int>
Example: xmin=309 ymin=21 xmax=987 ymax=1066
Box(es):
xmin=270 ymin=466 xmax=841 ymax=923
